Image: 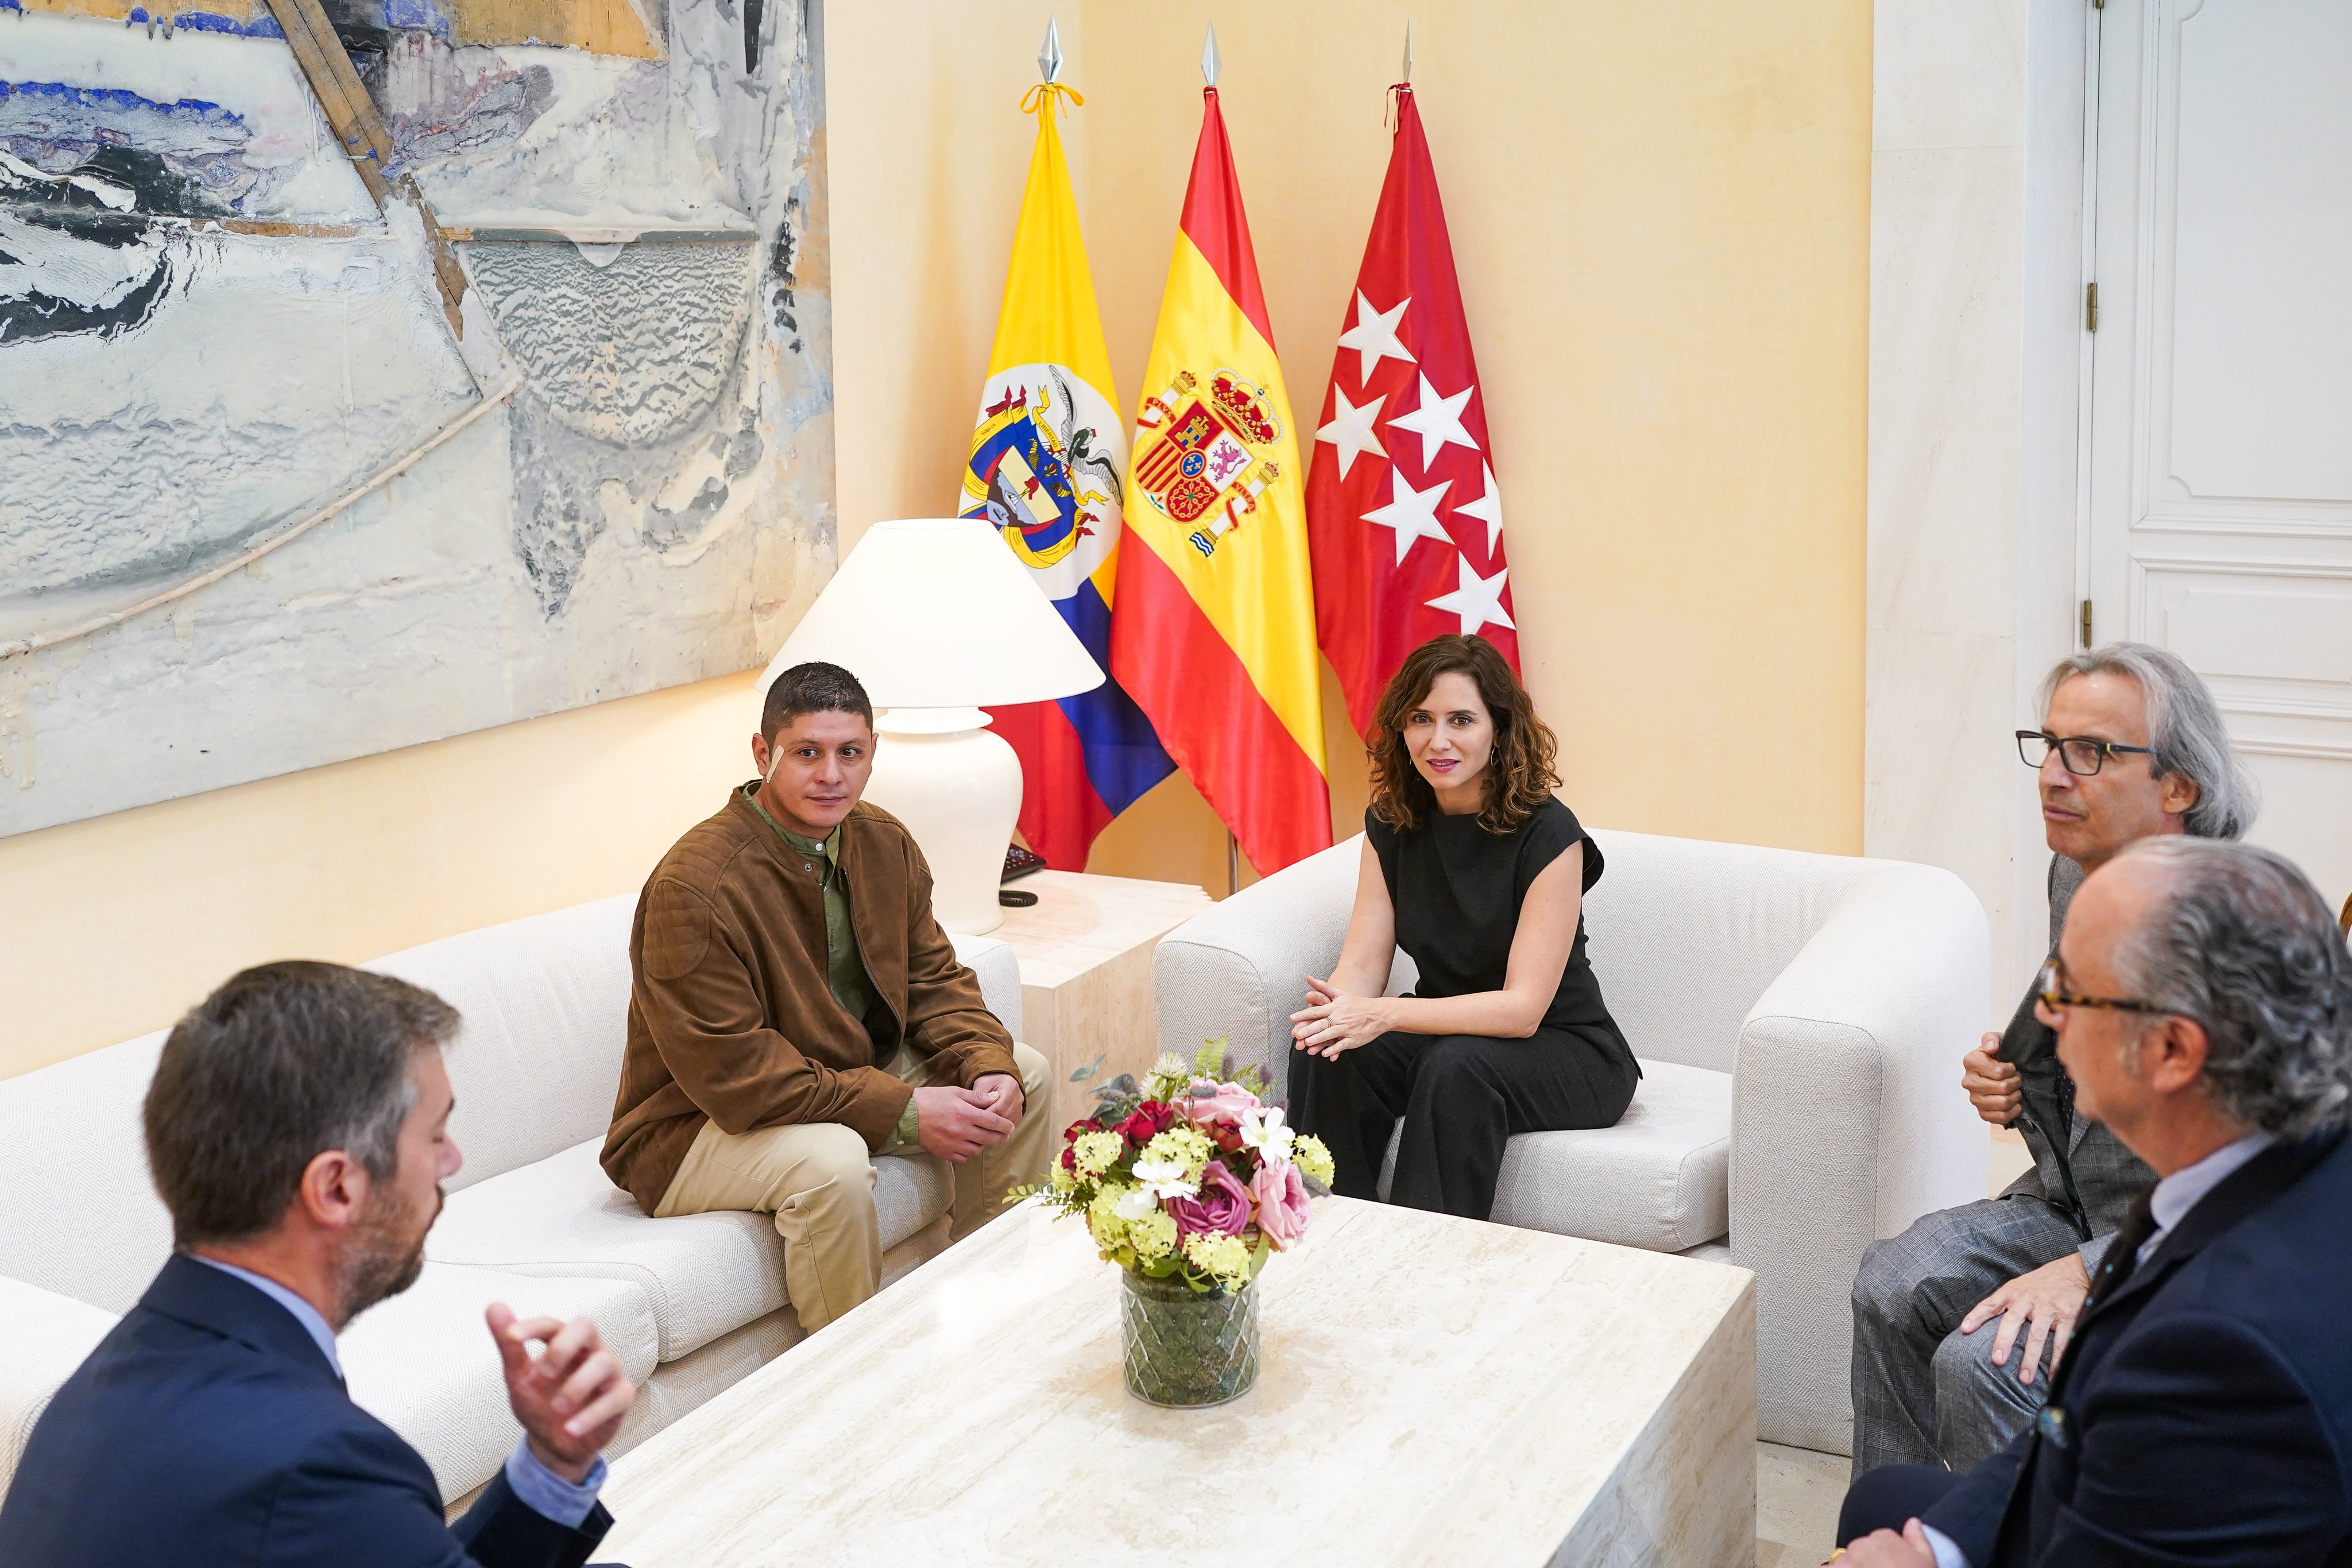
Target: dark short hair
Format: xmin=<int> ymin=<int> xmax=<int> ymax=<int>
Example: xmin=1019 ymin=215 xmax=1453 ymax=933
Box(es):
xmin=1367 ymin=634 xmax=1560 ymax=835
xmin=761 ymin=660 xmax=874 ymax=743
xmin=144 ymin=962 xmax=459 ymax=1249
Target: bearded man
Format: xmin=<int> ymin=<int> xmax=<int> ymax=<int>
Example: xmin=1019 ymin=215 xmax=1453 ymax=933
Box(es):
xmin=0 ymin=963 xmax=637 ymax=1568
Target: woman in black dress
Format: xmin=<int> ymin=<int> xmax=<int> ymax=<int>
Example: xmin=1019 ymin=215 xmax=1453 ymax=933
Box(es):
xmin=1287 ymin=634 xmax=1639 ymax=1220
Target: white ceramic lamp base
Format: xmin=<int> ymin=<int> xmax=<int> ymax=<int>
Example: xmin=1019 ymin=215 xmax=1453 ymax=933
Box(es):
xmin=861 ymin=706 xmax=1021 ymax=936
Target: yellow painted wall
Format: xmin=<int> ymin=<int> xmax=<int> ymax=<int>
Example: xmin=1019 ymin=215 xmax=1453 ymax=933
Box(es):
xmin=5 ymin=0 xmax=1867 ymax=1080
xmin=0 ymin=673 xmax=764 ymax=1080
xmin=830 ymin=0 xmax=1870 ymax=884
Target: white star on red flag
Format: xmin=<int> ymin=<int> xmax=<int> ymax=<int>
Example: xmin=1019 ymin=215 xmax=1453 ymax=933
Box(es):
xmin=1315 ymin=385 xmax=1387 ymax=480
xmin=1387 ymin=374 xmax=1480 ymax=471
xmin=1302 ymin=87 xmax=1520 ymax=735
xmin=1425 ymin=555 xmax=1515 ymax=636
xmin=1362 ymin=472 xmax=1452 ymax=564
xmin=1334 ymin=291 xmax=1414 ymax=385
xmin=1454 ymin=463 xmax=1503 ymax=557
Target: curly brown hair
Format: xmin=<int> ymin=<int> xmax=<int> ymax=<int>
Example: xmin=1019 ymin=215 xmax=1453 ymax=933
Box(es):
xmin=1367 ymin=634 xmax=1560 ymax=835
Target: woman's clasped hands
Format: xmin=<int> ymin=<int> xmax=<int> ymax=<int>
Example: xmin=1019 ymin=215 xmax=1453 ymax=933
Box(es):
xmin=1290 ymin=974 xmax=1392 ymax=1058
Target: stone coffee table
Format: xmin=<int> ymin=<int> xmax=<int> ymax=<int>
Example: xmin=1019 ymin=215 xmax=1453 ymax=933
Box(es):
xmin=598 ymin=1195 xmax=1756 ymax=1566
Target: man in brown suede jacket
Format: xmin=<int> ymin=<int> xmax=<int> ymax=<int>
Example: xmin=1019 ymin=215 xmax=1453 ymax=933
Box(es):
xmin=602 ymin=662 xmax=1051 ymax=1332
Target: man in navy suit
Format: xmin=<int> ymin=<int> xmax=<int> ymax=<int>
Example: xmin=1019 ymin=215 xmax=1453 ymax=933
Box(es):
xmin=0 ymin=962 xmax=639 ymax=1567
xmin=1836 ymin=837 xmax=2352 ymax=1566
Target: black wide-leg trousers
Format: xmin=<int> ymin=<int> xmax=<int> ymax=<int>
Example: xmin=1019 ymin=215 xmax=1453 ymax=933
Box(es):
xmin=1286 ymin=1027 xmax=1638 ymax=1220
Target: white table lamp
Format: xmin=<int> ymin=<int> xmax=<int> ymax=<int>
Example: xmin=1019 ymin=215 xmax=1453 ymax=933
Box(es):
xmin=758 ymin=517 xmax=1105 ymax=934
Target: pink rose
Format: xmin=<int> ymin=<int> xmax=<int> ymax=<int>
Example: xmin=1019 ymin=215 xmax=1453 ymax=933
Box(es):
xmin=1248 ymin=1159 xmax=1310 ymax=1250
xmin=1166 ymin=1159 xmax=1252 ymax=1238
xmin=1184 ymin=1081 xmax=1260 ymax=1126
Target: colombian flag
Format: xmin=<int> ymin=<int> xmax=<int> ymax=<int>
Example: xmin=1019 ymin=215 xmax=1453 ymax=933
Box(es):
xmin=1109 ymin=87 xmax=1332 ymax=875
xmin=965 ymin=84 xmax=1175 ymax=871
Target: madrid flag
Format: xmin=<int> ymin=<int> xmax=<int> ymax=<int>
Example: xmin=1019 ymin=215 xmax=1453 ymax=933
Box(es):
xmin=963 ymin=84 xmax=1174 ymax=870
xmin=1108 ymin=87 xmax=1332 ymax=874
xmin=1306 ymin=85 xmax=1518 ymax=737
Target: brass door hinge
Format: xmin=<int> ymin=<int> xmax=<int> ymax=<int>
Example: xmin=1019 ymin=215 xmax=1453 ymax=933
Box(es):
xmin=2086 ymin=281 xmax=2099 ymax=332
xmin=2082 ymin=599 xmax=2094 ymax=649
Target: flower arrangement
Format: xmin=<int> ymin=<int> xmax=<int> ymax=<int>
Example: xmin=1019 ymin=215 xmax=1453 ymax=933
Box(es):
xmin=1023 ymin=1039 xmax=1335 ymax=1295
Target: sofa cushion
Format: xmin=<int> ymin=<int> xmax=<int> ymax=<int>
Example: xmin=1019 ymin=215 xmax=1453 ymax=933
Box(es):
xmin=425 ymin=1138 xmax=953 ymax=1361
xmin=0 ymin=1277 xmax=121 ymax=1492
xmin=368 ymin=898 xmax=640 ymax=1195
xmin=370 ymin=899 xmax=1023 ymax=1196
xmin=1488 ymin=1059 xmax=1732 ymax=1252
xmin=0 ymin=1032 xmax=174 ymax=1313
xmin=951 ymin=934 xmax=1023 ymax=1042
xmin=342 ymin=1263 xmax=659 ymax=1505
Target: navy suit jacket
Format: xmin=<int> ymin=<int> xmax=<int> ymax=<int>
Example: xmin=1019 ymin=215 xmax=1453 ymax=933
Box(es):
xmin=1924 ymin=1129 xmax=2352 ymax=1567
xmin=0 ymin=1255 xmax=614 ymax=1568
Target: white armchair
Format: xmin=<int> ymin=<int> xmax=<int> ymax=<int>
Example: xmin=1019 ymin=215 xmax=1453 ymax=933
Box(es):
xmin=1151 ymin=827 xmax=1989 ymax=1451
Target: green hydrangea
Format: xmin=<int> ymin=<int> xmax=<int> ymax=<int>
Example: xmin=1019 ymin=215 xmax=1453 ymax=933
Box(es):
xmin=1181 ymin=1231 xmax=1254 ymax=1292
xmin=1293 ymin=1134 xmax=1337 ymax=1188
xmin=1071 ymin=1129 xmax=1124 ymax=1178
xmin=1128 ymin=1209 xmax=1179 ymax=1263
xmin=1142 ymin=1125 xmax=1214 ymax=1181
xmin=1086 ymin=1184 xmax=1129 ymax=1236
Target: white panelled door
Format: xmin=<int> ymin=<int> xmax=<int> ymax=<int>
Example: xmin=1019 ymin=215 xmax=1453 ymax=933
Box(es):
xmin=2086 ymin=0 xmax=2352 ymax=913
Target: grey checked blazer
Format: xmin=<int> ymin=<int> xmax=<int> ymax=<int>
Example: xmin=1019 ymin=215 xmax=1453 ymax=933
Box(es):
xmin=1999 ymin=856 xmax=2154 ymax=1264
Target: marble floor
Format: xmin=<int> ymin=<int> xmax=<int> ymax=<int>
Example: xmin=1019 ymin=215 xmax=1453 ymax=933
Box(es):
xmin=1756 ymin=1442 xmax=1848 ymax=1566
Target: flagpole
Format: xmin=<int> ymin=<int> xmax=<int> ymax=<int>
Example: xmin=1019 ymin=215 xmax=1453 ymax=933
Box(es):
xmin=1227 ymin=829 xmax=1240 ymax=897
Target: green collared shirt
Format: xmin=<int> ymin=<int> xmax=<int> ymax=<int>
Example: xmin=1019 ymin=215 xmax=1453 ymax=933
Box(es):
xmin=745 ymin=788 xmax=919 ymax=1147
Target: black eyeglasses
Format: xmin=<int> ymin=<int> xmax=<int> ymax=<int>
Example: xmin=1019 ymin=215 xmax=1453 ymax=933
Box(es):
xmin=2033 ymin=961 xmax=2171 ymax=1017
xmin=2016 ymin=731 xmax=2157 ymax=777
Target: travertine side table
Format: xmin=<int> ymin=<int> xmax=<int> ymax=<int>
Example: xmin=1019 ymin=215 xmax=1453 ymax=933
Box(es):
xmin=989 ymin=870 xmax=1214 ymax=1133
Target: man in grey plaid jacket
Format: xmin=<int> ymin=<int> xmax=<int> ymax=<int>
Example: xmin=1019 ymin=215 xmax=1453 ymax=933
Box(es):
xmin=1849 ymin=645 xmax=2257 ymax=1473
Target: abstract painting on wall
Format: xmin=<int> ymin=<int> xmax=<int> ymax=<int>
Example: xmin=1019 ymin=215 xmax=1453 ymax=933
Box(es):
xmin=0 ymin=0 xmax=834 ymax=836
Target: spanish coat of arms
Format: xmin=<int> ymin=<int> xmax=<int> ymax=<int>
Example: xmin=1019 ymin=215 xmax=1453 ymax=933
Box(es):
xmin=1132 ymin=369 xmax=1285 ymax=559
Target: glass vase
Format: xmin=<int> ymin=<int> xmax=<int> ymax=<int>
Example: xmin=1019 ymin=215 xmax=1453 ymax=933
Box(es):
xmin=1119 ymin=1268 xmax=1260 ymax=1407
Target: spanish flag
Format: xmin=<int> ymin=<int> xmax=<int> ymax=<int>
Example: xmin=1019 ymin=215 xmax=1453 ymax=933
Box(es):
xmin=964 ymin=83 xmax=1175 ymax=871
xmin=1108 ymin=87 xmax=1332 ymax=875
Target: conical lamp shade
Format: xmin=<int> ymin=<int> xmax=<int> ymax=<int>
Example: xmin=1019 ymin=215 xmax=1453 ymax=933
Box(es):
xmin=761 ymin=518 xmax=1105 ymax=710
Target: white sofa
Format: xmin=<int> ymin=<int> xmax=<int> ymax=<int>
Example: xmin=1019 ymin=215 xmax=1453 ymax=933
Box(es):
xmin=0 ymin=895 xmax=1023 ymax=1503
xmin=1152 ymin=828 xmax=1989 ymax=1452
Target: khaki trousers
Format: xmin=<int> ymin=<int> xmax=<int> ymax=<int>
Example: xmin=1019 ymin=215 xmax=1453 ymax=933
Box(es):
xmin=653 ymin=1042 xmax=1052 ymax=1331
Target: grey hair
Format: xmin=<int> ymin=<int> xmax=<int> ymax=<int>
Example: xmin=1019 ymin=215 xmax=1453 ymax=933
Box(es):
xmin=2110 ymin=839 xmax=2352 ymax=1138
xmin=2040 ymin=642 xmax=2257 ymax=840
xmin=144 ymin=962 xmax=460 ymax=1248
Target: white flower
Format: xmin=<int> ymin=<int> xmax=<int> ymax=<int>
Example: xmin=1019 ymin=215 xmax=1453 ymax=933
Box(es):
xmin=1129 ymin=1155 xmax=1198 ymax=1203
xmin=1239 ymin=1105 xmax=1295 ymax=1163
xmin=1113 ymin=1185 xmax=1160 ymax=1222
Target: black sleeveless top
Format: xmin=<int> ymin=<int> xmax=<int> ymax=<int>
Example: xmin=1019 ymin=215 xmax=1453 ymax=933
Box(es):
xmin=1365 ymin=798 xmax=1637 ymax=1063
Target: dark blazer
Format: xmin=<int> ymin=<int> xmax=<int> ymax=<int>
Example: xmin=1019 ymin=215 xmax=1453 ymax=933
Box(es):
xmin=1999 ymin=855 xmax=2156 ymax=1257
xmin=0 ymin=1255 xmax=614 ymax=1568
xmin=1925 ymin=1130 xmax=2352 ymax=1566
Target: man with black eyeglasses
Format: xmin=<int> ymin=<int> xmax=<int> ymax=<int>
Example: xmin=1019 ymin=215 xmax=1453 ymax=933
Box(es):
xmin=1848 ymin=644 xmax=2257 ymax=1474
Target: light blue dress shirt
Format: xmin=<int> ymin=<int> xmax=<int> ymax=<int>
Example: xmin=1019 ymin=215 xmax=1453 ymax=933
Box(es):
xmin=190 ymin=1256 xmax=607 ymax=1528
xmin=1914 ymin=1130 xmax=2277 ymax=1568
